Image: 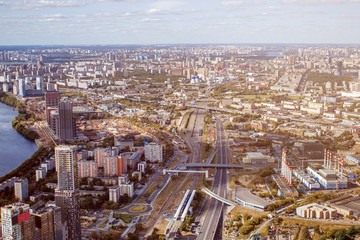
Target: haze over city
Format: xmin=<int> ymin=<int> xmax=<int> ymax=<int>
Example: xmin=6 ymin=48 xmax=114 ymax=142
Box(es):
xmin=2 ymin=0 xmax=360 ymax=240
xmin=1 ymin=0 xmax=360 ymax=45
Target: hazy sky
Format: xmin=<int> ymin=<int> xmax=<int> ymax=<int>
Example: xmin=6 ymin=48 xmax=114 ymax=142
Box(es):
xmin=0 ymin=0 xmax=360 ymax=45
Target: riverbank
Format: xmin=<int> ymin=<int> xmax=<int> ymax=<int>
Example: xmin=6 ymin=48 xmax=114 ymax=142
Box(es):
xmin=0 ymin=146 xmax=50 ymax=183
xmin=0 ymin=91 xmax=39 ymax=140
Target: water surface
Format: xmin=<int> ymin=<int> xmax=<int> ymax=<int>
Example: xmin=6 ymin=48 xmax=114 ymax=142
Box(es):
xmin=0 ymin=102 xmax=38 ymax=177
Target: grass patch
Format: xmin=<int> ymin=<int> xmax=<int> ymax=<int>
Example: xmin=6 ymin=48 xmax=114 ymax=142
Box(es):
xmin=142 ymin=174 xmax=188 ymax=232
xmin=153 ymin=217 xmax=170 ymax=235
xmin=230 ymin=205 xmax=267 ymax=218
xmin=167 ymin=155 xmax=180 ymax=169
xmin=99 ymin=219 xmax=109 ymax=228
xmin=113 ymin=214 xmax=132 ymax=224
xmin=139 ymin=182 xmax=159 ymax=203
xmin=201 ymin=122 xmax=214 ymax=162
xmin=103 ymin=212 xmax=110 ymax=216
xmin=129 ymin=205 xmax=148 ymax=213
xmin=211 ymin=153 xmax=217 ymax=164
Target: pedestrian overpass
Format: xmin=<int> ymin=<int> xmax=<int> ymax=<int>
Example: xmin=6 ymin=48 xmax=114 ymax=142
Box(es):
xmin=201 ymin=187 xmax=235 ymax=206
xmin=163 ymin=169 xmax=209 ymax=178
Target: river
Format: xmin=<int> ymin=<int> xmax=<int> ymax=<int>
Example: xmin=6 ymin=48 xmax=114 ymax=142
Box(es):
xmin=0 ymin=102 xmax=38 ymax=177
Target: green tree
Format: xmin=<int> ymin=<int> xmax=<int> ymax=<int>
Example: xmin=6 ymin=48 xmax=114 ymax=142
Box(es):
xmin=135 ymin=223 xmax=143 ymax=232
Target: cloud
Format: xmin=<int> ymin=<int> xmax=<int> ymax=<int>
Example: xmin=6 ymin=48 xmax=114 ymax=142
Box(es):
xmin=151 ymin=1 xmax=185 ymax=9
xmin=0 ymin=1 xmax=10 ymax=6
xmin=96 ymin=0 xmax=139 ymax=2
xmin=12 ymin=0 xmax=88 ymax=10
xmin=145 ymin=8 xmax=197 ymax=15
xmin=140 ymin=17 xmax=161 ymax=22
xmin=38 ymin=14 xmax=68 ymax=22
xmin=282 ymin=0 xmax=344 ymax=5
xmin=221 ymin=1 xmax=263 ymax=7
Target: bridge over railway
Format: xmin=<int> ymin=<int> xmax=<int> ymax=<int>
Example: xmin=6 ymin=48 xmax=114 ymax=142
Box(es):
xmin=201 ymin=187 xmax=235 ymax=206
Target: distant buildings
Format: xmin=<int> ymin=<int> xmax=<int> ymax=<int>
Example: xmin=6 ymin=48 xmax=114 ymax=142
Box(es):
xmin=144 ymin=142 xmax=163 ymax=162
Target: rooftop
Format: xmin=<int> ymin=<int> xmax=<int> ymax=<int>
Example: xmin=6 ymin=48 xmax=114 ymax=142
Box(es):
xmin=246 ymin=152 xmax=267 ymax=158
xmin=235 ymin=187 xmax=270 ymax=208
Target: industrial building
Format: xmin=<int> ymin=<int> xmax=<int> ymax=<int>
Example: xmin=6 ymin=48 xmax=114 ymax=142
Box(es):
xmin=305 ymin=149 xmax=348 ymax=190
xmin=272 ymin=174 xmax=299 ymax=198
xmin=307 ymin=166 xmax=347 ymax=190
xmin=296 ymin=203 xmax=337 ymax=219
xmin=234 ymin=188 xmax=271 ymax=211
xmin=242 ymin=152 xmax=274 ymax=164
xmin=293 ymin=170 xmax=320 ymax=190
xmin=326 ymin=195 xmax=360 ymax=217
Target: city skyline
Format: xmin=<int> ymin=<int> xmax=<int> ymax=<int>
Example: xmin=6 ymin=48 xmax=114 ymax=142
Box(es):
xmin=1 ymin=0 xmax=360 ymax=45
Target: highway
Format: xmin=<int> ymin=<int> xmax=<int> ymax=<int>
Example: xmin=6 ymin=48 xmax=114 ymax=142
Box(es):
xmin=198 ymin=119 xmax=230 ymax=240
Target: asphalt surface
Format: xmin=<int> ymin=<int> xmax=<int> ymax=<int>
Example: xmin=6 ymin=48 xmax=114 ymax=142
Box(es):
xmin=198 ymin=119 xmax=229 ymax=240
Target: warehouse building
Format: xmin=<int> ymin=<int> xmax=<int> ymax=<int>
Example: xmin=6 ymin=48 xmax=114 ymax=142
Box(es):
xmin=326 ymin=195 xmax=360 ymax=217
xmin=242 ymin=152 xmax=274 ymax=164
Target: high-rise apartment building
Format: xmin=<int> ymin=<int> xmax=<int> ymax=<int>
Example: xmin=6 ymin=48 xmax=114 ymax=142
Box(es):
xmin=18 ymin=78 xmax=25 ymax=97
xmin=94 ymin=147 xmax=119 ymax=168
xmin=1 ymin=203 xmax=35 ymax=240
xmin=55 ymin=145 xmax=78 ymax=189
xmin=144 ymin=142 xmax=163 ymax=162
xmin=288 ymin=56 xmax=297 ymax=65
xmin=14 ymin=178 xmax=28 ymax=202
xmin=36 ymin=77 xmax=44 ymax=91
xmin=45 ymin=91 xmax=60 ymax=107
xmin=55 ymin=191 xmax=80 ymax=240
xmin=109 ymin=186 xmax=120 ymax=202
xmin=78 ymin=160 xmax=98 ymax=178
xmin=117 ymin=154 xmax=127 ymax=175
xmin=32 ymin=206 xmax=63 ymax=240
xmin=118 ymin=174 xmax=134 ymax=198
xmin=58 ymin=102 xmax=76 ymax=140
xmin=54 ymin=145 xmax=81 ymax=239
xmin=104 ymin=156 xmax=117 ymax=176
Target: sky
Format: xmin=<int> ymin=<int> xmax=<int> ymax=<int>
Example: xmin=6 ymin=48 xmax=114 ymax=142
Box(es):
xmin=0 ymin=0 xmax=360 ymax=45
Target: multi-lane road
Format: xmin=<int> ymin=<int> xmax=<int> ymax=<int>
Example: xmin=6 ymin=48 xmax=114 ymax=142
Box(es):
xmin=198 ymin=119 xmax=230 ymax=240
